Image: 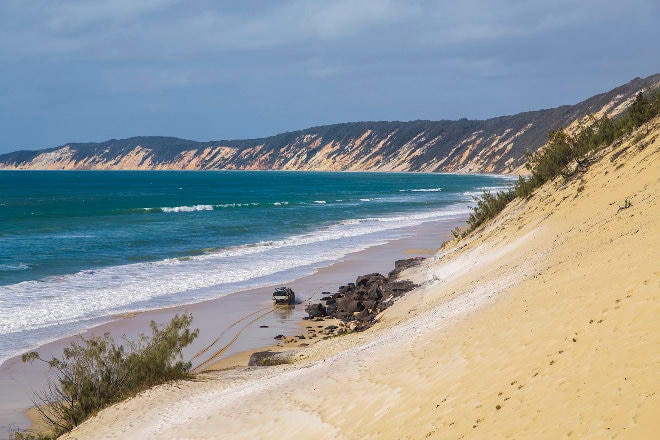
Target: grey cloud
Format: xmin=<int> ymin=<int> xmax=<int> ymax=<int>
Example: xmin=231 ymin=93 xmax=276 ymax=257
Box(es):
xmin=0 ymin=0 xmax=658 ymax=152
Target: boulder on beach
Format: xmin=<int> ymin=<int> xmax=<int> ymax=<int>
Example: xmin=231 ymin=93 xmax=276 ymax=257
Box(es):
xmin=305 ymin=303 xmax=327 ymax=318
xmin=248 ymin=350 xmax=295 ymax=367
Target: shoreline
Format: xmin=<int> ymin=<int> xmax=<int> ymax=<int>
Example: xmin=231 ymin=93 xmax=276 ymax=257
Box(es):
xmin=0 ymin=215 xmax=462 ymax=436
xmin=47 ymin=122 xmax=659 ymax=439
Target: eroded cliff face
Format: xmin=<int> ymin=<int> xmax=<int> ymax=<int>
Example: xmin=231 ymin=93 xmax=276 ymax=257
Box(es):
xmin=2 ymin=75 xmax=658 ymax=173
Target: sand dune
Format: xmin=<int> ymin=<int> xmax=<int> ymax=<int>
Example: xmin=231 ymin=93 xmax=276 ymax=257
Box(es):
xmin=61 ymin=119 xmax=659 ymax=439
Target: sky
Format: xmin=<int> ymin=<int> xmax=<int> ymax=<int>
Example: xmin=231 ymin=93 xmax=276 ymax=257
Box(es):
xmin=1 ymin=0 xmax=659 ymax=154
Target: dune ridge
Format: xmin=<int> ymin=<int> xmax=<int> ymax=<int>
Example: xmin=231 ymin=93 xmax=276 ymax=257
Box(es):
xmin=59 ymin=118 xmax=659 ymax=439
xmin=3 ymin=75 xmax=659 ymax=175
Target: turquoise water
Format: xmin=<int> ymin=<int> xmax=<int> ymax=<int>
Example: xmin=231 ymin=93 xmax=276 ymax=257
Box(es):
xmin=0 ymin=170 xmax=512 ymax=365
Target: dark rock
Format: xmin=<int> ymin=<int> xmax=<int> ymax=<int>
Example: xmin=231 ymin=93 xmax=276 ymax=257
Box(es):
xmin=249 ymin=351 xmax=276 ymax=366
xmin=362 ymin=300 xmax=377 ymax=312
xmin=248 ymin=350 xmax=293 ymax=366
xmin=337 ymin=296 xmax=360 ymax=313
xmin=305 ymin=303 xmax=327 ymax=318
xmin=274 ymin=334 xmax=284 ymax=340
xmin=388 ymin=257 xmax=425 ymax=279
xmin=333 ymin=311 xmax=354 ymax=320
xmin=365 ymin=284 xmax=383 ymax=301
xmin=356 ymin=273 xmax=386 ymax=287
xmin=355 ymin=309 xmax=375 ymax=322
xmin=354 ymin=287 xmax=368 ymax=298
xmin=259 ymin=325 xmax=269 ymax=328
xmin=383 ymin=280 xmax=418 ymax=297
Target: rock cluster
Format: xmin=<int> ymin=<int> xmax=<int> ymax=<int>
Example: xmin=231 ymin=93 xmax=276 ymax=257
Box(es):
xmin=303 ymin=258 xmax=424 ymax=331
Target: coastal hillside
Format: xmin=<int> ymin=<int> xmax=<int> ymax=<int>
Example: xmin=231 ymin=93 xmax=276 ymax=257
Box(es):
xmin=2 ymin=74 xmax=659 ymax=173
xmin=59 ymin=117 xmax=659 ymax=437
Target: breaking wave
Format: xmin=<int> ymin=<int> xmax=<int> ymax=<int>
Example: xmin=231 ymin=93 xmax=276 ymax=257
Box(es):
xmin=400 ymin=188 xmax=442 ymax=192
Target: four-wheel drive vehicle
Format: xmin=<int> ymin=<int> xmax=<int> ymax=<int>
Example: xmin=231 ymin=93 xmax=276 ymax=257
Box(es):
xmin=273 ymin=287 xmax=295 ymax=305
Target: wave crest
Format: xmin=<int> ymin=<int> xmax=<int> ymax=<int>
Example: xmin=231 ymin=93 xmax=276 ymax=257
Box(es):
xmin=0 ymin=263 xmax=31 ymax=272
xmin=400 ymin=188 xmax=442 ymax=192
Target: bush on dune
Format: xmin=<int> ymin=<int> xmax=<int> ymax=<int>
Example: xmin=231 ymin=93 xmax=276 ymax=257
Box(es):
xmin=20 ymin=313 xmax=198 ymax=438
xmin=465 ymin=189 xmax=516 ymax=232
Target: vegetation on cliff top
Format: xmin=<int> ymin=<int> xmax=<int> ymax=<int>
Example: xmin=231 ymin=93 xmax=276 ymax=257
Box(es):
xmin=460 ymin=89 xmax=660 ymax=236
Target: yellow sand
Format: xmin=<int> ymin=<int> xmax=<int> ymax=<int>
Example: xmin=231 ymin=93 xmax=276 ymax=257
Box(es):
xmin=61 ymin=120 xmax=659 ymax=439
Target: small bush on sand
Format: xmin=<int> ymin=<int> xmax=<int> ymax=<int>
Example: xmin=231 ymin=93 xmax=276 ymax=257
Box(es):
xmin=11 ymin=431 xmax=57 ymax=440
xmin=22 ymin=313 xmax=198 ymax=436
xmin=514 ymin=175 xmax=537 ymax=199
xmin=466 ymin=189 xmax=516 ymax=232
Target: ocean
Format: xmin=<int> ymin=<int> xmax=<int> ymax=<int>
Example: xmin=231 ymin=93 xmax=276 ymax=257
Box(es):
xmin=0 ymin=170 xmax=513 ymax=367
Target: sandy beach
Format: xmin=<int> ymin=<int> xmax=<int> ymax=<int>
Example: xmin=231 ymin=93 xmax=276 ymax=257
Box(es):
xmin=0 ymin=210 xmax=460 ymax=437
xmin=48 ymin=118 xmax=660 ymax=439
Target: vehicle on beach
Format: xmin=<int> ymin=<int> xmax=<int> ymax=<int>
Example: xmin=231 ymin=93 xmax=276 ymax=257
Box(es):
xmin=273 ymin=287 xmax=295 ymax=305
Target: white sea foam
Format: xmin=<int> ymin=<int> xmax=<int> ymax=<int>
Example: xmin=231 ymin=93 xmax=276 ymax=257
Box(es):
xmin=0 ymin=263 xmax=31 ymax=271
xmin=160 ymin=205 xmax=214 ymax=213
xmin=462 ymin=184 xmax=514 ymax=199
xmin=313 ymin=200 xmax=327 ymax=204
xmin=143 ymin=203 xmax=263 ymax=213
xmin=399 ymin=188 xmax=442 ymax=192
xmin=149 ymin=203 xmax=263 ymax=213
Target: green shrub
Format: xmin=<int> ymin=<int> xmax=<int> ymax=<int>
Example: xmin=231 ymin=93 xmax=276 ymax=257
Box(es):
xmin=625 ymin=92 xmax=654 ymax=130
xmin=123 ymin=314 xmax=199 ymax=388
xmin=514 ymin=175 xmax=537 ymax=198
xmin=451 ymin=226 xmax=466 ymax=239
xmin=466 ymin=189 xmax=516 ymax=231
xmin=526 ymin=129 xmax=576 ymax=184
xmin=22 ymin=313 xmax=198 ymax=436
